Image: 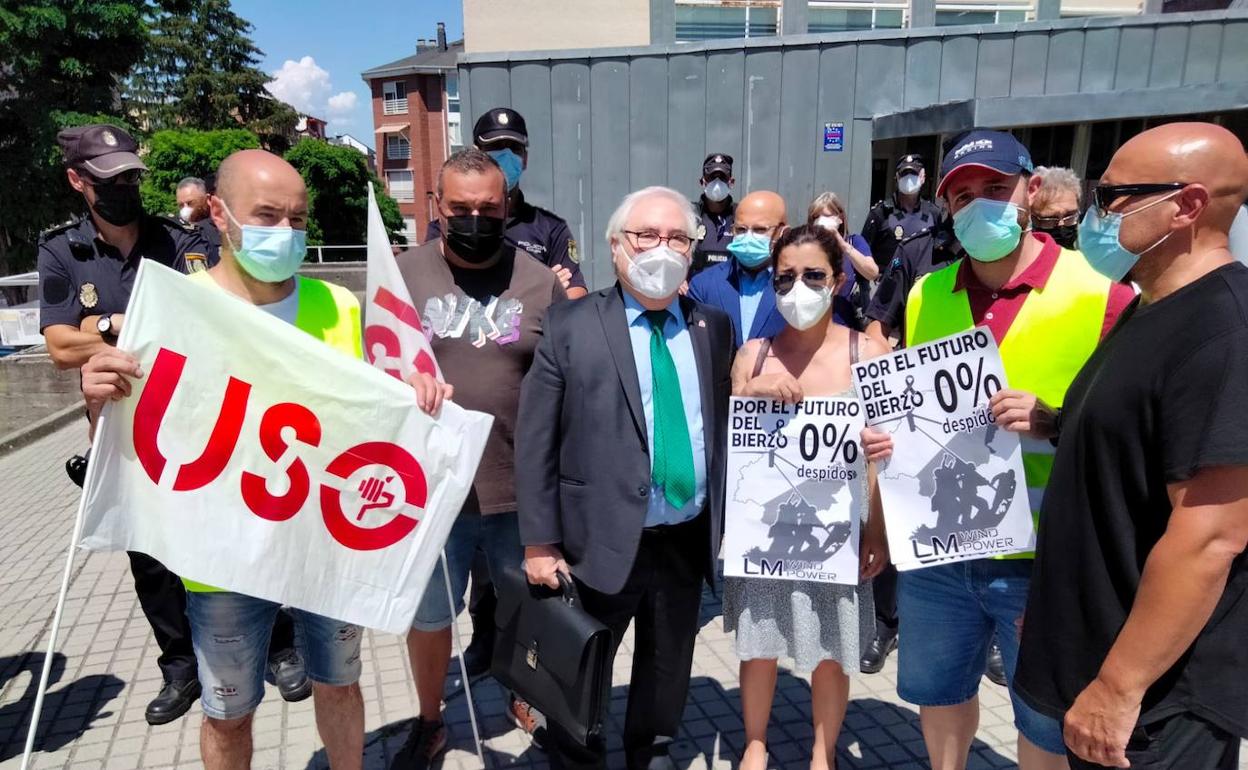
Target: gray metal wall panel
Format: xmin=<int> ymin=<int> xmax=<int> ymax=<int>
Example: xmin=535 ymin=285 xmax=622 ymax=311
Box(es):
xmin=467 ymin=65 xmax=511 ymax=120
xmin=1219 ymin=21 xmax=1248 ymax=81
xmin=1044 ymin=30 xmax=1084 ymax=94
xmin=589 ymin=59 xmax=631 ymax=281
xmin=1183 ymin=23 xmax=1223 ymax=84
xmin=848 ymin=118 xmax=874 ymax=228
xmin=705 ymin=51 xmax=747 ymax=176
xmin=905 ymin=39 xmax=943 ymax=109
xmin=629 ymin=57 xmax=669 ymax=190
xmin=976 ymin=35 xmax=1015 ymax=97
xmin=509 ymin=63 xmax=554 ymax=207
xmin=1114 ymin=26 xmax=1155 ymax=90
xmin=1080 ymin=27 xmax=1120 ymax=91
xmin=743 ymin=50 xmax=784 ymax=192
xmin=814 ymin=45 xmax=859 ymax=219
xmin=1149 ymin=24 xmax=1189 ymax=88
xmin=940 ymin=36 xmax=980 ymax=103
xmin=549 ymin=61 xmax=594 ymax=284
xmin=855 ymin=42 xmax=906 ymax=117
xmin=1010 ymin=33 xmax=1049 ymax=96
xmin=667 ymin=54 xmax=708 ymax=197
xmin=778 ymin=47 xmax=821 ymax=222
xmin=458 ymin=65 xmax=474 ymax=141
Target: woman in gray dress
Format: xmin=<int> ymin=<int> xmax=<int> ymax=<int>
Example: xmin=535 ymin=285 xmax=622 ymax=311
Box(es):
xmin=725 ymin=225 xmax=891 ymax=770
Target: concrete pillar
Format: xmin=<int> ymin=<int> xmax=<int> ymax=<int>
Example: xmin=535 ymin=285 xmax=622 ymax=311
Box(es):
xmin=781 ymin=0 xmax=810 ymax=34
xmin=910 ymin=0 xmax=937 ymax=29
xmin=650 ymin=0 xmax=675 ymax=44
xmin=1070 ymin=122 xmax=1092 ymax=180
xmin=1142 ymin=0 xmax=1164 ymax=13
xmin=1035 ymin=0 xmax=1061 ymax=20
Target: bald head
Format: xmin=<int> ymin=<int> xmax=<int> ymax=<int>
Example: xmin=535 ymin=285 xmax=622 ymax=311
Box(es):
xmin=210 ymin=149 xmax=309 ymax=250
xmin=215 ymin=149 xmax=307 ymax=208
xmin=736 ymin=191 xmax=787 ymax=227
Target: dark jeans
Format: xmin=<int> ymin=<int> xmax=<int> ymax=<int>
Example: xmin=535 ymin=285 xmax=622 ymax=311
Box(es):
xmin=547 ymin=515 xmax=707 ymax=770
xmin=872 ymin=563 xmax=898 ymax=637
xmin=1067 ymin=712 xmax=1241 ymax=770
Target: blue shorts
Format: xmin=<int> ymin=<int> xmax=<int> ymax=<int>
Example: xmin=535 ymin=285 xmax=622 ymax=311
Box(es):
xmin=186 ymin=591 xmax=362 ymax=720
xmin=896 ymin=559 xmax=1065 ymax=755
xmin=411 ymin=511 xmax=523 ymax=632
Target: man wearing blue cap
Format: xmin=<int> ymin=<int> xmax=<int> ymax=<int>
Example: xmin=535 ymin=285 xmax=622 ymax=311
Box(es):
xmin=861 ymin=129 xmax=1132 ymax=770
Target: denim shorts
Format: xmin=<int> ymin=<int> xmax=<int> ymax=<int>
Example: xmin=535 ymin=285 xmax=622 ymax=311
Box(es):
xmin=896 ymin=559 xmax=1066 ymax=755
xmin=411 ymin=511 xmax=523 ymax=632
xmin=186 ymin=591 xmax=362 ymax=720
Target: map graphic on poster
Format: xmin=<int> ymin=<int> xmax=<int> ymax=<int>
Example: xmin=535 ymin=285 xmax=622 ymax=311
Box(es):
xmin=851 ymin=329 xmax=1034 ymax=570
xmin=724 ymin=396 xmax=864 ymax=586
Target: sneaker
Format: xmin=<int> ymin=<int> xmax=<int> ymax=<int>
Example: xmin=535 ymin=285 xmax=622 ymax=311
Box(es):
xmin=508 ymin=695 xmax=546 ymax=749
xmin=390 ymin=716 xmax=448 ymax=770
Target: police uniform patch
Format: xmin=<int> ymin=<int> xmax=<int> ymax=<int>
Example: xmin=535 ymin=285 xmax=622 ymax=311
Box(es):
xmin=186 ymin=253 xmax=207 ymax=273
xmin=79 ymin=282 xmax=98 ymax=309
xmin=895 ymin=225 xmax=904 ymax=240
xmin=568 ymin=239 xmax=580 ymax=264
xmin=697 ymin=224 xmax=707 ymax=240
xmin=498 ymin=112 xmax=509 ymax=125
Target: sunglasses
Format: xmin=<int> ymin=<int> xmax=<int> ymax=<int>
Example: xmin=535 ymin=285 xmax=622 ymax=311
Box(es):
xmin=1091 ymin=182 xmax=1185 ymax=217
xmin=773 ymin=269 xmax=829 ymax=296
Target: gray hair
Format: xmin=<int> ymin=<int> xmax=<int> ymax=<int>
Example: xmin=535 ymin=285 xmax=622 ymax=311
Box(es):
xmin=1033 ymin=166 xmax=1083 ymax=206
xmin=604 ymin=186 xmax=698 ymax=245
xmin=436 ymin=148 xmax=504 ymax=199
xmin=177 ymin=176 xmax=207 ymax=193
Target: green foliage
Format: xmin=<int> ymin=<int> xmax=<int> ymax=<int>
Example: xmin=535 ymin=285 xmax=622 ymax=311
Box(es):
xmin=140 ymin=129 xmax=260 ymax=215
xmin=124 ymin=0 xmax=297 ymax=147
xmin=283 ymin=140 xmax=407 ymax=247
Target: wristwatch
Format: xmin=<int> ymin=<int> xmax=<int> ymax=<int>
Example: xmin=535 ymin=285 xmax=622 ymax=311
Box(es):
xmin=96 ymin=314 xmax=116 ymax=339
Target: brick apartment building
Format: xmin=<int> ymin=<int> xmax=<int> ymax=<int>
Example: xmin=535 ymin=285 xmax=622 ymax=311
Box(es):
xmin=361 ymin=23 xmax=463 ymax=244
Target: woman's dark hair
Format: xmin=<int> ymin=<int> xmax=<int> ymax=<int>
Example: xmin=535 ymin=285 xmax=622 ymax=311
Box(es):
xmin=770 ymin=224 xmax=845 ymax=278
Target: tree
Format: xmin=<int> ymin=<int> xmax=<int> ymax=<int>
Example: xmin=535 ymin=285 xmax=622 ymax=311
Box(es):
xmin=140 ymin=128 xmax=261 ymax=215
xmin=125 ymin=0 xmax=297 ymax=147
xmin=284 ymin=140 xmax=407 ymax=247
xmin=0 ymin=1 xmax=164 ymax=273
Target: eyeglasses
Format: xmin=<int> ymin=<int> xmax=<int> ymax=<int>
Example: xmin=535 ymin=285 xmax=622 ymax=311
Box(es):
xmin=729 ymin=224 xmax=777 ymax=237
xmin=773 ymin=269 xmax=829 ymax=296
xmin=624 ymin=230 xmax=694 ymax=254
xmin=1032 ymin=211 xmax=1080 ymax=228
xmin=84 ymin=169 xmax=144 ymax=187
xmin=1091 ymin=183 xmax=1185 ymax=217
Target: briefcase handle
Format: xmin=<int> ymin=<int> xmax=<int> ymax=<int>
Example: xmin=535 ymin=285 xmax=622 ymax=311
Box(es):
xmin=555 ymin=571 xmax=581 ymax=608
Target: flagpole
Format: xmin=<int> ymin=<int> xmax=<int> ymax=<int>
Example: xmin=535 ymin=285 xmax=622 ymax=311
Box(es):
xmin=441 ymin=550 xmax=487 ymax=768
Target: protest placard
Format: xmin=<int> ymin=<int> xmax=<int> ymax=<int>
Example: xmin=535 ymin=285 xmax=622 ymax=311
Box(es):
xmin=79 ymin=261 xmax=492 ymax=634
xmin=723 ymin=396 xmax=864 ymax=585
xmin=851 ymin=328 xmax=1033 ymax=570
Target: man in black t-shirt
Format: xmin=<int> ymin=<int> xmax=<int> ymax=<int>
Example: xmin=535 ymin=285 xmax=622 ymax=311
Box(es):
xmin=1014 ymin=123 xmax=1248 ymax=769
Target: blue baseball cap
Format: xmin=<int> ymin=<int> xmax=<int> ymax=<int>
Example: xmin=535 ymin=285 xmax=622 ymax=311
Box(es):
xmin=936 ymin=129 xmax=1034 ymax=198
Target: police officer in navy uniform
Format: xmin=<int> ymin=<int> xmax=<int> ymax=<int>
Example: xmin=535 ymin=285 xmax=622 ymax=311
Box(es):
xmin=691 ymin=152 xmax=737 ymax=277
xmin=860 ymin=154 xmax=945 ymax=273
xmin=175 ymin=174 xmax=221 ymax=269
xmin=38 ymin=125 xmax=312 ymax=725
xmin=425 ymin=107 xmax=588 ymax=299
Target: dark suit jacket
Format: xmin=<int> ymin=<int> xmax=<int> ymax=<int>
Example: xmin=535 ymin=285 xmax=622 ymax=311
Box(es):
xmin=515 ymin=284 xmax=735 ymax=595
xmin=687 ymin=259 xmax=785 ymax=348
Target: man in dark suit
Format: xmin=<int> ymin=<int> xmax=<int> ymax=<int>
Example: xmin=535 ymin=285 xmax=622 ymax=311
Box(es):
xmin=517 ymin=186 xmax=734 ymax=770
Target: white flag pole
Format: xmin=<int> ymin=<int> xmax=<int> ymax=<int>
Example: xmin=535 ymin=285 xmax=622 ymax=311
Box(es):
xmin=441 ymin=550 xmax=487 ymax=768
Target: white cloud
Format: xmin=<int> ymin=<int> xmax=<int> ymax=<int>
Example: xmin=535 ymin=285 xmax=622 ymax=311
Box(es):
xmin=266 ymin=56 xmax=332 ymax=116
xmin=327 ymin=91 xmax=358 ymax=119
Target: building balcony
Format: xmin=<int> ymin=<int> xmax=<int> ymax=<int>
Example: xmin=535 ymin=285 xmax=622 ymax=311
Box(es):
xmin=383 ymin=97 xmax=409 ymax=115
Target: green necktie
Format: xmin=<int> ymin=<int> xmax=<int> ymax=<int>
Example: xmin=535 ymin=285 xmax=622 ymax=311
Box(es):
xmin=644 ymin=310 xmax=696 ymax=509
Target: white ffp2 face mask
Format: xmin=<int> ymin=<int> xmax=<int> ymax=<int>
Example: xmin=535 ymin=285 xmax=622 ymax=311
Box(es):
xmin=775 ymin=280 xmax=833 ymax=330
xmin=179 ymin=205 xmax=195 ymax=222
xmin=622 ymin=243 xmax=689 ymax=300
xmin=898 ymin=174 xmax=922 ymax=195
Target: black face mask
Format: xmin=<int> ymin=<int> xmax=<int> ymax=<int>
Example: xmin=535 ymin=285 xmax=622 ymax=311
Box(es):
xmin=444 ymin=214 xmax=506 ymax=264
xmin=1037 ymin=225 xmax=1078 ymax=250
xmin=90 ymin=183 xmax=143 ymax=227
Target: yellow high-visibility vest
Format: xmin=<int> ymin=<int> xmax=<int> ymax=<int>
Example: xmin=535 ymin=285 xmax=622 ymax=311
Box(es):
xmin=905 ymin=247 xmax=1112 ymax=558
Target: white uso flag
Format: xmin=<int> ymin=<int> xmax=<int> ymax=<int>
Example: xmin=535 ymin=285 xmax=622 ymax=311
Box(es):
xmin=364 ymin=182 xmax=442 ymax=381
xmin=79 ymin=261 xmax=491 ymax=634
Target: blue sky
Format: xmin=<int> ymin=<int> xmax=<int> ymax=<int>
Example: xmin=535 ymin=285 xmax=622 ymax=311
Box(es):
xmin=234 ymin=0 xmax=465 ymax=149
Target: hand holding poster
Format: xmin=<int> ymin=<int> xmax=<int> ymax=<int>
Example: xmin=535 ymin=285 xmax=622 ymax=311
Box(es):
xmin=79 ymin=261 xmax=492 ymax=634
xmin=723 ymin=396 xmax=864 ymax=586
xmin=851 ymin=329 xmax=1033 ymax=570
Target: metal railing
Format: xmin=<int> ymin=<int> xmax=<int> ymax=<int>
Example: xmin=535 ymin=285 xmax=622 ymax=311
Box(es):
xmin=306 ymin=245 xmax=369 ymax=263
xmin=382 ymin=97 xmax=409 ymax=115
xmin=385 ymin=141 xmax=412 ymax=160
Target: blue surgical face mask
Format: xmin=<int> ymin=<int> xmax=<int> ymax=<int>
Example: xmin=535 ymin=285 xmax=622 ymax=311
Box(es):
xmin=1078 ymin=194 xmax=1178 ymax=282
xmin=727 ymin=231 xmax=772 ymax=269
xmin=487 ymin=148 xmax=524 ymax=191
xmin=222 ymin=202 xmax=308 ymax=283
xmin=953 ymin=198 xmax=1025 ymax=263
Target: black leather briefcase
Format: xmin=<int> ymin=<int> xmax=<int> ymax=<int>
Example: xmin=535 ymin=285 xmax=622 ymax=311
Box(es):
xmin=491 ymin=563 xmax=613 ymax=747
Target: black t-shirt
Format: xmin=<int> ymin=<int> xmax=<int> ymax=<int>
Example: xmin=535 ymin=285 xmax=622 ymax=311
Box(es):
xmin=1015 ymin=262 xmax=1248 ymax=739
xmin=865 ymin=221 xmax=963 ymax=339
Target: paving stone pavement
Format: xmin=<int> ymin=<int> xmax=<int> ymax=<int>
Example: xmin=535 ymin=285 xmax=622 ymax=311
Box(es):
xmin=0 ymin=423 xmax=1243 ymax=769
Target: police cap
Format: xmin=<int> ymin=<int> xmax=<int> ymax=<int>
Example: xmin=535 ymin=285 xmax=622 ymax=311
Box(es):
xmin=703 ymin=153 xmax=733 ymax=181
xmin=937 ymin=129 xmax=1034 ymax=198
xmin=57 ymin=124 xmax=146 ymax=179
xmin=896 ymin=154 xmax=924 ymax=176
xmin=474 ymin=107 xmax=529 ymax=147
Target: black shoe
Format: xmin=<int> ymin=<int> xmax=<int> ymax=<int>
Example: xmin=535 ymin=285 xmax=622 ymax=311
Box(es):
xmin=986 ymin=641 xmax=1008 ymax=686
xmin=462 ymin=627 xmax=494 ymax=680
xmin=269 ymin=649 xmax=313 ymax=703
xmin=146 ymin=679 xmax=201 ymax=725
xmin=860 ymin=632 xmax=898 ymax=674
xmin=390 ymin=716 xmax=448 ymax=770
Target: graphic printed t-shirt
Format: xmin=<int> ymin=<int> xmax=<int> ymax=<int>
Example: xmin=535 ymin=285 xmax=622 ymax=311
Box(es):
xmin=396 ymin=240 xmax=565 ymax=515
xmin=1015 ymin=262 xmax=1248 ymax=739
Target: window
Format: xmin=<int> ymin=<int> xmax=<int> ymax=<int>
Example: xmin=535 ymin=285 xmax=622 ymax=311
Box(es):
xmin=675 ymin=4 xmax=778 ymax=41
xmin=446 ymin=73 xmax=463 ymax=154
xmin=387 ymin=170 xmax=414 ymax=202
xmin=935 ymin=7 xmax=1030 ymax=24
xmin=401 ymin=217 xmax=417 ymax=239
xmin=382 ymin=80 xmax=408 ymax=115
xmin=808 ymin=4 xmax=905 ymax=31
xmin=385 ymin=133 xmax=411 ymax=161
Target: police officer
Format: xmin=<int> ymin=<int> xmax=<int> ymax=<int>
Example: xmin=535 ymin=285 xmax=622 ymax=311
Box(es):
xmin=865 ymin=219 xmax=965 ymax=344
xmin=37 ymin=125 xmax=311 ymax=725
xmin=175 ymin=175 xmax=221 ymax=268
xmin=691 ymin=152 xmax=737 ymax=277
xmin=860 ymin=154 xmax=945 ymax=273
xmin=425 ymin=106 xmax=588 ymax=299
